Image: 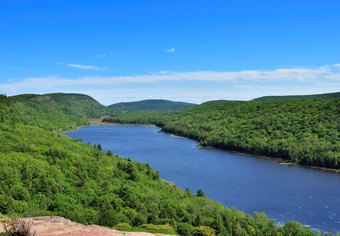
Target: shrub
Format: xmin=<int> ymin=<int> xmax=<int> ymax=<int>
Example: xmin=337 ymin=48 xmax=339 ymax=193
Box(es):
xmin=114 ymin=222 xmax=131 ymax=228
xmin=176 ymin=222 xmax=194 ymax=236
xmin=193 ymin=226 xmax=216 ymax=236
xmin=141 ymin=224 xmax=176 ymax=234
xmin=1 ymin=215 xmax=36 ymax=236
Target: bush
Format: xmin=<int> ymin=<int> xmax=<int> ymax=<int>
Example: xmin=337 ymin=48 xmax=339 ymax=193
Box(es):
xmin=1 ymin=215 xmax=36 ymax=236
xmin=193 ymin=226 xmax=216 ymax=236
xmin=98 ymin=210 xmax=128 ymax=227
xmin=176 ymin=222 xmax=194 ymax=235
xmin=283 ymin=221 xmax=306 ymax=236
xmin=131 ymin=213 xmax=147 ymax=226
xmin=114 ymin=222 xmax=131 ymax=228
xmin=141 ymin=224 xmax=176 ymax=234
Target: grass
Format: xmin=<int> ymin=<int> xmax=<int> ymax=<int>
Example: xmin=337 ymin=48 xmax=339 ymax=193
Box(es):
xmin=114 ymin=223 xmax=177 ymax=235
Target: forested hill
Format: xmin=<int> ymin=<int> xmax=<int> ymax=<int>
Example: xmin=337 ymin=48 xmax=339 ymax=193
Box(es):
xmin=252 ymin=91 xmax=340 ymax=102
xmin=8 ymin=93 xmax=110 ymax=132
xmin=108 ymin=99 xmax=196 ymax=112
xmin=104 ymin=98 xmax=340 ymax=170
xmin=0 ymin=94 xmax=321 ymax=235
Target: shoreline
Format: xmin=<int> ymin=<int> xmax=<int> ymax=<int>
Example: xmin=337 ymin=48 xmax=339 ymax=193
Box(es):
xmin=62 ymin=121 xmax=340 ymax=233
xmin=280 ymin=162 xmax=340 ymax=173
xmin=60 ymin=117 xmax=157 ymax=135
xmin=197 ymin=145 xmax=340 ymax=174
xmin=148 ymin=125 xmax=340 ymax=174
xmin=67 ymin=121 xmax=340 ymax=174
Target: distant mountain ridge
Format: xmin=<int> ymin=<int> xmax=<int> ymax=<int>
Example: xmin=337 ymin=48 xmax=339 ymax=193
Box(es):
xmin=8 ymin=93 xmax=109 ymax=131
xmin=108 ymin=99 xmax=196 ymax=112
xmin=9 ymin=93 xmax=109 ymax=118
xmin=252 ymin=91 xmax=340 ymax=102
xmin=106 ymin=92 xmax=340 ymax=170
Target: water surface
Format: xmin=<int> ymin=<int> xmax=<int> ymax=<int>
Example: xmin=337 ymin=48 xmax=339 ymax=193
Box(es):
xmin=65 ymin=125 xmax=340 ymax=233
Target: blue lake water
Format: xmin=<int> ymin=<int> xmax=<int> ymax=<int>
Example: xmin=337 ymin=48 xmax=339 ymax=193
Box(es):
xmin=65 ymin=125 xmax=340 ymax=233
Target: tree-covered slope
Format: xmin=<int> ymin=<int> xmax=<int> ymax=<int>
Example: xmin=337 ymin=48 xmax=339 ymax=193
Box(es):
xmin=8 ymin=93 xmax=110 ymax=132
xmin=252 ymin=92 xmax=340 ymax=102
xmin=104 ymin=98 xmax=340 ymax=169
xmin=108 ymin=99 xmax=196 ymax=112
xmin=0 ymin=94 xmax=322 ymax=235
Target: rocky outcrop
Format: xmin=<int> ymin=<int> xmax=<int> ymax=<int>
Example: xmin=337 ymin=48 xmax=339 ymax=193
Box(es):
xmin=0 ymin=216 xmax=171 ymax=236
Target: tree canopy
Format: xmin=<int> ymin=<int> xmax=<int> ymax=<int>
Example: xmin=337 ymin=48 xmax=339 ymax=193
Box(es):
xmin=103 ymin=97 xmax=340 ymax=169
xmin=0 ymin=93 xmax=336 ymax=235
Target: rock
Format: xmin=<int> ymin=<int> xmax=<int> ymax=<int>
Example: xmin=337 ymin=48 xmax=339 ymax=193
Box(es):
xmin=0 ymin=216 xmax=170 ymax=236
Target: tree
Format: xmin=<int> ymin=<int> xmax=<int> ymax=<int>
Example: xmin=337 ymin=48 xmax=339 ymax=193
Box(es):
xmin=283 ymin=221 xmax=306 ymax=236
xmin=196 ymin=189 xmax=205 ymax=197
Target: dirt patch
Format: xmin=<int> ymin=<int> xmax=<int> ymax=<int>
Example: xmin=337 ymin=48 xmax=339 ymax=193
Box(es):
xmin=0 ymin=216 xmax=171 ymax=236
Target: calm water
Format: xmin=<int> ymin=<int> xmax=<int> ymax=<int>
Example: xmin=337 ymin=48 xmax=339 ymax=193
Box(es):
xmin=65 ymin=125 xmax=340 ymax=233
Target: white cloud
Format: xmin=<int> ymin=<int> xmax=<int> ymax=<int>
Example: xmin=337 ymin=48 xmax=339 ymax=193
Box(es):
xmin=0 ymin=65 xmax=24 ymax=70
xmin=94 ymin=54 xmax=107 ymax=58
xmin=94 ymin=53 xmax=118 ymax=58
xmin=165 ymin=48 xmax=175 ymax=53
xmin=0 ymin=66 xmax=339 ymax=90
xmin=147 ymin=71 xmax=173 ymax=75
xmin=8 ymin=66 xmax=24 ymax=70
xmin=1 ymin=64 xmax=340 ymax=104
xmin=66 ymin=64 xmax=104 ymax=71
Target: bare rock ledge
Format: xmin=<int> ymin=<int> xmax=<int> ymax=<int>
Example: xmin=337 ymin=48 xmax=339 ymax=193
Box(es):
xmin=0 ymin=216 xmax=171 ymax=236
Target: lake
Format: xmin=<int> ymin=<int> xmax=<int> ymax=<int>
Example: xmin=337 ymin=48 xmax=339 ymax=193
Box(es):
xmin=65 ymin=125 xmax=340 ymax=233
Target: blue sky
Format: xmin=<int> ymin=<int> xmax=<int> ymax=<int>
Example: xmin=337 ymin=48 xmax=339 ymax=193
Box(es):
xmin=0 ymin=0 xmax=340 ymax=105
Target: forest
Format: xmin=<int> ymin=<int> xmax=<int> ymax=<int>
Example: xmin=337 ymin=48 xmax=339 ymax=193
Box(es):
xmin=108 ymin=99 xmax=196 ymax=112
xmin=7 ymin=93 xmax=110 ymax=132
xmin=252 ymin=92 xmax=340 ymax=102
xmin=103 ymin=97 xmax=340 ymax=170
xmin=0 ymin=93 xmax=338 ymax=235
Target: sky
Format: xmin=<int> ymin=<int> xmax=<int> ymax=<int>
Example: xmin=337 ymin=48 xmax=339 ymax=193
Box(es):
xmin=0 ymin=0 xmax=340 ymax=105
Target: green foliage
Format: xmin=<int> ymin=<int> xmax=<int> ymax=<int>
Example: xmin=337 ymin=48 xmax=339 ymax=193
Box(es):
xmin=114 ymin=224 xmax=176 ymax=235
xmin=282 ymin=221 xmax=316 ymax=236
xmin=108 ymin=97 xmax=340 ymax=169
xmin=193 ymin=226 xmax=216 ymax=236
xmin=196 ymin=189 xmax=205 ymax=198
xmin=176 ymin=222 xmax=194 ymax=235
xmin=0 ymin=94 xmax=326 ymax=235
xmin=108 ymin=99 xmax=196 ymax=112
xmin=0 ymin=215 xmax=36 ymax=236
xmin=141 ymin=224 xmax=176 ymax=234
xmin=8 ymin=93 xmax=109 ymax=132
xmin=253 ymin=92 xmax=340 ymax=102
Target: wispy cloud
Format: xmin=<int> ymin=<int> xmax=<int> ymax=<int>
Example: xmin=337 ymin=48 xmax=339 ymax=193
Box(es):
xmin=66 ymin=64 xmax=104 ymax=71
xmin=147 ymin=70 xmax=173 ymax=75
xmin=7 ymin=66 xmax=24 ymax=70
xmin=165 ymin=48 xmax=175 ymax=53
xmin=94 ymin=53 xmax=118 ymax=58
xmin=1 ymin=64 xmax=339 ymax=104
xmin=1 ymin=65 xmax=340 ymax=89
xmin=0 ymin=65 xmax=24 ymax=70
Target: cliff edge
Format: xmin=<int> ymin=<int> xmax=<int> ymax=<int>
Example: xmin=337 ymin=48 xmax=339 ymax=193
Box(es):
xmin=0 ymin=216 xmax=171 ymax=236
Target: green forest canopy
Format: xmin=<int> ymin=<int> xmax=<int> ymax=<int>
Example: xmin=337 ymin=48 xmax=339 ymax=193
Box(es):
xmin=103 ymin=96 xmax=340 ymax=170
xmin=252 ymin=92 xmax=340 ymax=102
xmin=0 ymin=93 xmax=338 ymax=235
xmin=108 ymin=99 xmax=196 ymax=112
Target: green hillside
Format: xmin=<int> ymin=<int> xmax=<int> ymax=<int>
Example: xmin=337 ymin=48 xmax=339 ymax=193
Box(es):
xmin=8 ymin=93 xmax=110 ymax=132
xmin=252 ymin=92 xmax=340 ymax=102
xmin=108 ymin=99 xmax=196 ymax=112
xmin=0 ymin=94 xmax=320 ymax=235
xmin=104 ymin=97 xmax=340 ymax=169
